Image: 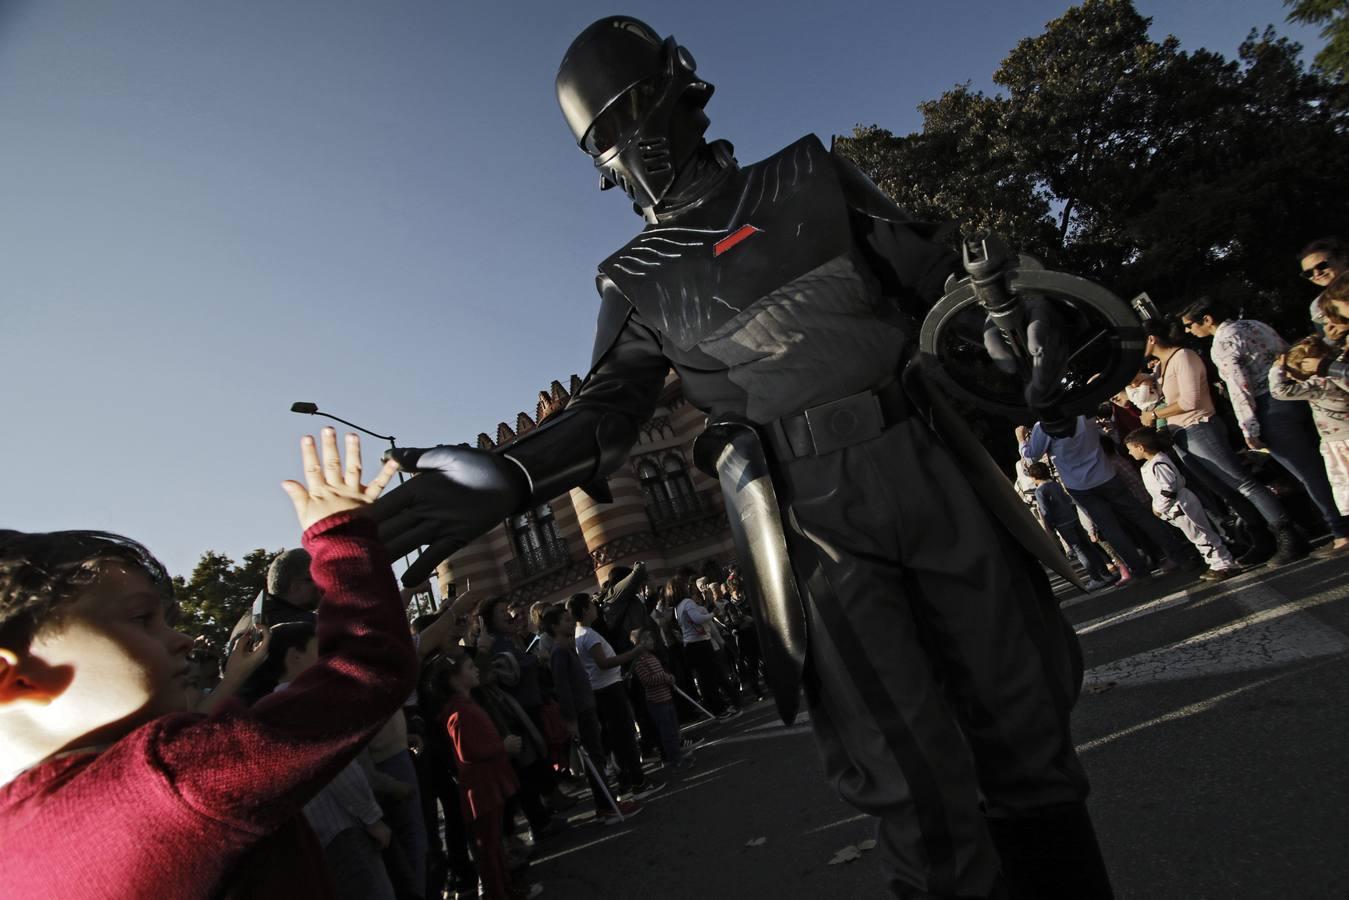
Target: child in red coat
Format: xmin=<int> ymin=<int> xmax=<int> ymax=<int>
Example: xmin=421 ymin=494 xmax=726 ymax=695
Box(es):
xmin=443 ymin=653 xmax=540 ymax=899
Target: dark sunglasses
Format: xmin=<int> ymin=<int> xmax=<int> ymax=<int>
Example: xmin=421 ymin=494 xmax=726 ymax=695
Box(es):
xmin=1301 ymin=260 xmax=1335 ymax=279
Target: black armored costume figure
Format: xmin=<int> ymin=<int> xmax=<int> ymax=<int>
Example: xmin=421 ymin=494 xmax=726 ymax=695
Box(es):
xmin=375 ymin=17 xmax=1113 ymax=900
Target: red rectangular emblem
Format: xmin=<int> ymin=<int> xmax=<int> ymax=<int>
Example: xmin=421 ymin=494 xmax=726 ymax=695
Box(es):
xmin=714 ymin=224 xmax=762 ymax=257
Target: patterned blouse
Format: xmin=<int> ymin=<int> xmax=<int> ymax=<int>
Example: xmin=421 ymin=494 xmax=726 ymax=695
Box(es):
xmin=1210 ymin=319 xmax=1288 ymax=440
xmin=1268 ymin=362 xmax=1349 ymax=442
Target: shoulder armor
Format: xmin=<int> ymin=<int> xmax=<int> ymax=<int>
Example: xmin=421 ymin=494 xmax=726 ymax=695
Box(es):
xmin=831 ymin=150 xmax=951 ymax=242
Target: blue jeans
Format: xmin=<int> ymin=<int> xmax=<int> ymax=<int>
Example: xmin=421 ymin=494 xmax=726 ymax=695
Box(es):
xmin=1256 ymin=392 xmax=1349 ymax=538
xmin=1051 ymin=520 xmax=1110 ymax=581
xmin=1171 ymin=418 xmax=1286 ymax=526
xmin=647 ymin=698 xmax=684 ymax=765
xmin=324 ymin=826 xmax=396 ymax=900
xmin=374 ymin=750 xmax=427 ymax=899
xmin=1068 ymin=474 xmax=1190 ymax=574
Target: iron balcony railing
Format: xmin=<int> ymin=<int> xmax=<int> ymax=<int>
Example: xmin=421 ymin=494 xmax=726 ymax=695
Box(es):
xmin=646 ymin=489 xmax=715 ymax=527
xmin=504 ymin=537 xmax=572 ymax=582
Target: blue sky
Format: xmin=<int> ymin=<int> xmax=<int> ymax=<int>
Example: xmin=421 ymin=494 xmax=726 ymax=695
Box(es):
xmin=0 ymin=1 xmax=1323 ymax=579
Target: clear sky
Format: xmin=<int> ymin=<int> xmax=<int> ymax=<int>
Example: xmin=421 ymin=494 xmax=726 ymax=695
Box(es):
xmin=0 ymin=0 xmax=1323 ymax=579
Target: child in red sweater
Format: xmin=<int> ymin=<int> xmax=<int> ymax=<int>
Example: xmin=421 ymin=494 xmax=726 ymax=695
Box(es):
xmin=0 ymin=429 xmax=417 ymax=899
xmin=441 ymin=653 xmax=541 ymax=900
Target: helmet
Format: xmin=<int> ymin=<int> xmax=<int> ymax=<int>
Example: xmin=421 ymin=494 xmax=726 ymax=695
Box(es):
xmin=556 ymin=17 xmax=714 ymax=218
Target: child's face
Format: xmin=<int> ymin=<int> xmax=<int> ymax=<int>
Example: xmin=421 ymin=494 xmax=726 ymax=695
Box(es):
xmin=1125 ymin=442 xmax=1148 ymax=461
xmin=454 ymin=656 xmax=480 ymax=691
xmin=552 ymin=610 xmax=575 ymax=641
xmin=1326 ymin=301 xmax=1349 ymax=343
xmin=631 ymin=629 xmax=653 ymax=650
xmin=18 ymin=565 xmax=193 ymax=730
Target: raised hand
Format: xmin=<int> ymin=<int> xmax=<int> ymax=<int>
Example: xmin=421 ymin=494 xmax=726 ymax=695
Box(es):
xmin=372 ymin=444 xmax=529 ymax=587
xmin=281 ymin=428 xmax=400 ymax=532
xmin=224 ymin=624 xmax=271 ymax=679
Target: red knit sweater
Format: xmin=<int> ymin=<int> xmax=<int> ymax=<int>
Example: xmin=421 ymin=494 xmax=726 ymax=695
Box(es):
xmin=0 ymin=512 xmax=419 ymax=899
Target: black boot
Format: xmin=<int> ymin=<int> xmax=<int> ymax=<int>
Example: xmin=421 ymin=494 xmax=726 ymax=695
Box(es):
xmin=985 ymin=803 xmax=1114 ymax=900
xmin=1266 ymin=522 xmax=1309 ymax=567
xmin=1237 ymin=523 xmax=1276 ymax=566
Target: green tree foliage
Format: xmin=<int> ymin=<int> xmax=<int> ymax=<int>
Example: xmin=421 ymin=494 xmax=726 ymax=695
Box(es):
xmin=1285 ymin=0 xmax=1349 ymax=80
xmin=172 ymin=548 xmax=275 ymax=650
xmin=835 ymin=0 xmax=1349 ymax=333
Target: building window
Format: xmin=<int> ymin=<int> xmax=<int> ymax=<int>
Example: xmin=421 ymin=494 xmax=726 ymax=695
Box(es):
xmin=662 ymin=453 xmax=697 ymax=517
xmin=639 ymin=452 xmax=705 ymax=525
xmin=638 ymin=460 xmax=670 ymax=520
xmin=505 ymin=504 xmax=567 ymax=580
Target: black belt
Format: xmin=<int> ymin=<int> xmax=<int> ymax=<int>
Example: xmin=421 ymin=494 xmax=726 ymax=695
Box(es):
xmin=766 ymin=380 xmax=912 ymax=460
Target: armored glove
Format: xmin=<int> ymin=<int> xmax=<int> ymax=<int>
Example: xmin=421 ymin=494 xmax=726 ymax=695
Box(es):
xmin=373 ymin=445 xmax=529 ymax=586
xmin=982 ymin=294 xmax=1066 ymax=409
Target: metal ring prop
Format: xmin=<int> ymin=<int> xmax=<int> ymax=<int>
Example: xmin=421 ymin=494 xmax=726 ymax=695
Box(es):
xmin=917 ymin=266 xmax=1145 ymax=423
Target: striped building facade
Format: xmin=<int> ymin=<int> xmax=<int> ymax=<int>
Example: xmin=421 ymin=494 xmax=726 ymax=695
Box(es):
xmin=435 ymin=372 xmax=736 ymax=605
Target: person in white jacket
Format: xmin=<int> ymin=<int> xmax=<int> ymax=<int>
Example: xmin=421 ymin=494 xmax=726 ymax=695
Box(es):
xmin=1124 ymin=429 xmax=1239 ymax=581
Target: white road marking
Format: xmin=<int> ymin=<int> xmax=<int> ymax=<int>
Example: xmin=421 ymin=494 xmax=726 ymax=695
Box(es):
xmin=1076 ymin=664 xmax=1317 ymax=753
xmin=1075 ymin=588 xmax=1193 ymax=635
xmin=709 ymin=725 xmax=814 ymax=746
xmin=1082 ymin=583 xmax=1349 ymax=688
xmin=803 ymin=813 xmax=870 ymax=834
xmin=530 ymin=829 xmax=634 ymax=866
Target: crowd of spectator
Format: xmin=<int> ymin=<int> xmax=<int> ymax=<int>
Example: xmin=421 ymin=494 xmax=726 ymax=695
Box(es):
xmin=0 ymin=430 xmax=769 ymax=899
xmin=1017 ymin=236 xmax=1349 ymax=588
xmin=6 ymin=237 xmax=1349 ymax=899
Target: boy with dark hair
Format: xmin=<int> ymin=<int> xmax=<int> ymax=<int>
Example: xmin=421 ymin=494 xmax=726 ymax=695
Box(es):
xmin=1124 ymin=429 xmax=1239 ymax=581
xmin=629 ymin=626 xmax=693 ymax=770
xmin=0 ymin=429 xmax=415 ymax=899
xmin=1024 ymin=462 xmax=1114 ymax=590
xmin=542 ymin=604 xmax=641 ymax=825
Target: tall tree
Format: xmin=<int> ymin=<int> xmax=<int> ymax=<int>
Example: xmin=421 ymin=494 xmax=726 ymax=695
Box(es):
xmin=1285 ymin=0 xmax=1349 ymax=80
xmin=835 ymin=0 xmax=1349 ymax=333
xmin=172 ymin=549 xmax=274 ymax=650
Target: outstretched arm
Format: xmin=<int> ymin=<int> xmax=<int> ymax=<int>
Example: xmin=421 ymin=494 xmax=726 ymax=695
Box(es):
xmin=159 ymin=430 xmax=417 ymax=836
xmin=374 ymin=283 xmax=670 ymax=586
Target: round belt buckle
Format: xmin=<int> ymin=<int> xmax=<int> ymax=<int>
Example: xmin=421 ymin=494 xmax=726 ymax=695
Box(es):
xmin=829 ymin=408 xmax=859 ymax=439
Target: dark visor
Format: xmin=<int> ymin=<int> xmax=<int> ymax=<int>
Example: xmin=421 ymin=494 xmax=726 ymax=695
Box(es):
xmin=582 ymin=78 xmax=660 ymax=156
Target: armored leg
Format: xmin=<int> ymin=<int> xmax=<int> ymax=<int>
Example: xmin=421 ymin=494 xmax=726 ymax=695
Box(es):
xmin=782 ymin=418 xmax=1109 ymax=898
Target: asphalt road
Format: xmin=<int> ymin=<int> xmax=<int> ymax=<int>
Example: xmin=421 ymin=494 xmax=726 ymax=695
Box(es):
xmin=524 ymin=555 xmax=1349 ymax=899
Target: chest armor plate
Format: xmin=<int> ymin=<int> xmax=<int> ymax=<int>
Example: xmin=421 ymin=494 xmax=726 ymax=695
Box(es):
xmin=598 ymin=135 xmax=853 ymax=351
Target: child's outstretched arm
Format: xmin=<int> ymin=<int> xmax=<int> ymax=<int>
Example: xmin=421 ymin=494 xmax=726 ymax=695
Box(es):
xmin=157 ymin=429 xmax=417 ymax=836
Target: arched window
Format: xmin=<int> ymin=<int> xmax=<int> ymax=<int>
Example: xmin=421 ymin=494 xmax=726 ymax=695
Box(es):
xmin=662 ymin=453 xmax=696 ymax=516
xmin=507 ymin=504 xmax=565 ymax=576
xmin=637 ymin=460 xmax=670 ymax=520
